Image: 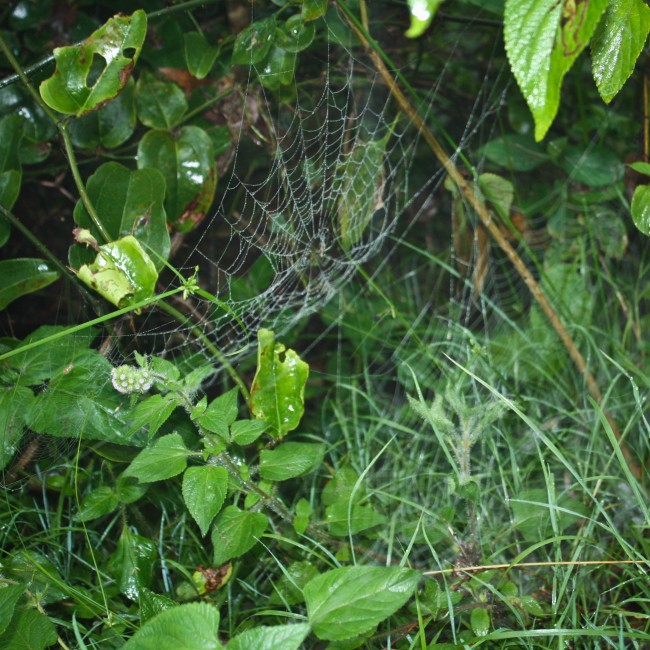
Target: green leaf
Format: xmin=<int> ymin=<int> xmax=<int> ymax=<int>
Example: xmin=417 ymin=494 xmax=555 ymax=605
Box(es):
xmin=269 ymin=560 xmax=319 ymax=606
xmin=0 ymin=585 xmax=25 ymax=636
xmin=302 ymin=0 xmax=328 ymax=21
xmin=405 ymin=0 xmax=445 ymax=38
xmin=591 ymin=0 xmax=650 ymax=103
xmin=138 ymin=588 xmax=177 ymax=623
xmin=325 ymin=502 xmax=387 ymax=537
xmin=182 ymin=466 xmax=228 ymax=536
xmin=0 ymin=215 xmax=10 ymax=247
xmin=39 ymin=10 xmax=147 ymax=116
xmin=74 ymin=486 xmax=119 ymax=522
xmin=116 ymin=473 xmax=149 ymax=504
xmin=321 ymin=465 xmax=365 ymax=506
xmin=0 ymin=259 xmax=60 ymax=311
xmin=232 ymin=17 xmax=276 ymax=65
xmin=0 ymin=607 xmax=57 ymax=650
xmin=304 ymin=566 xmax=420 ymax=641
xmin=504 ymin=0 xmax=608 ymax=141
xmin=135 ymin=75 xmax=188 ymax=129
xmin=69 ymin=76 xmax=136 ymax=149
xmin=628 ymin=161 xmax=650 ymax=176
xmin=471 ymin=606 xmax=490 ymax=636
xmin=137 ymin=126 xmax=217 ymax=231
xmin=127 ymin=394 xmax=179 ymax=439
xmin=260 ymin=442 xmax=325 ymax=480
xmin=211 ymin=506 xmax=268 ymax=565
xmin=481 ymin=133 xmax=549 ymax=171
xmin=76 ymin=234 xmax=159 ymax=309
xmin=293 ymin=498 xmax=311 ymax=535
xmin=9 ymin=0 xmax=52 ymax=31
xmin=0 ymin=115 xmax=23 ymax=211
xmin=109 ymin=526 xmax=157 ymax=600
xmin=257 ymin=47 xmax=296 ymax=90
xmin=73 ymin=162 xmax=170 ymax=269
xmin=558 ymin=145 xmax=624 ymax=187
xmin=631 ymin=184 xmax=650 ymax=235
xmin=123 ymin=603 xmax=222 ymax=650
xmin=230 ymin=419 xmax=268 ymax=446
xmin=336 ymin=132 xmax=390 ymax=250
xmin=124 ymin=433 xmax=189 ymax=482
xmin=184 ymin=32 xmax=220 ymax=80
xmin=226 ymin=623 xmax=310 ymax=650
xmin=26 ymin=352 xmax=140 ymax=444
xmin=276 ymin=16 xmax=316 ymax=53
xmin=197 ymin=387 xmax=239 ymax=438
xmin=477 ymin=173 xmax=514 ymax=217
xmin=248 ymin=329 xmax=309 ymax=439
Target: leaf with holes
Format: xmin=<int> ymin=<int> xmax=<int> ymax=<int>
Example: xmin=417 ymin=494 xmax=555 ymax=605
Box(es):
xmin=591 ymin=0 xmax=650 ymax=103
xmin=504 ymin=0 xmax=608 ymax=140
xmin=249 ymin=329 xmax=309 ymax=439
xmin=39 ymin=10 xmax=147 ymax=116
xmin=304 ymin=566 xmax=420 ymax=641
xmin=137 ymin=126 xmax=217 ymax=232
xmin=73 ymin=162 xmax=170 ymax=269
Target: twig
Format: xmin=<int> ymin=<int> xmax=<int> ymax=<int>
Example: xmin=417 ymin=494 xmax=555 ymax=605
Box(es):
xmin=337 ymin=0 xmax=644 ymax=480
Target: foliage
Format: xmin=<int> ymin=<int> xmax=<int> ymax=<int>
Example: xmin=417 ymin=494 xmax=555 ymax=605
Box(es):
xmin=0 ymin=0 xmax=649 ymax=648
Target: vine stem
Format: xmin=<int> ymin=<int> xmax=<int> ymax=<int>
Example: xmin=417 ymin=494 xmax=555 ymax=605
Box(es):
xmin=340 ymin=0 xmax=643 ymax=481
xmin=0 ymin=33 xmax=110 ymax=243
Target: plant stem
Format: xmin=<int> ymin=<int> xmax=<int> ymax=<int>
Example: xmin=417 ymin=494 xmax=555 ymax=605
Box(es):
xmin=337 ymin=0 xmax=643 ymax=480
xmin=0 ymin=33 xmax=110 ymax=243
xmin=157 ymin=300 xmax=250 ymax=401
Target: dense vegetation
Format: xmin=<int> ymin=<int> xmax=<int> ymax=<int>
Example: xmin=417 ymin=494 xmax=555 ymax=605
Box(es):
xmin=1 ymin=0 xmax=649 ymax=648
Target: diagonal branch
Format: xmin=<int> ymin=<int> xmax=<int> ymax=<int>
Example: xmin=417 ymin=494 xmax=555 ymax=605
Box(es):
xmin=336 ymin=0 xmax=643 ymax=479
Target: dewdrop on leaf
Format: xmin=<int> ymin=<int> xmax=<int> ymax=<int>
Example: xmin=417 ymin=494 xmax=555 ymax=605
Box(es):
xmin=110 ymin=365 xmax=153 ymax=394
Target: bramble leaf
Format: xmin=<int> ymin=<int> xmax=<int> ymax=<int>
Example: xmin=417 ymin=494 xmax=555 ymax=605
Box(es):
xmin=124 ymin=433 xmax=190 ymax=482
xmin=226 ymin=623 xmax=311 ymax=650
xmin=40 ymin=11 xmax=147 ymax=116
xmin=182 ymin=466 xmax=228 ymax=536
xmin=211 ymin=506 xmax=268 ymax=565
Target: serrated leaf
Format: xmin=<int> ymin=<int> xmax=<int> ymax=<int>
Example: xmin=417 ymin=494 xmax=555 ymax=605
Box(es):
xmin=73 ymin=162 xmax=170 ymax=270
xmin=232 ymin=17 xmax=276 ymax=65
xmin=0 ymin=259 xmax=60 ymax=311
xmin=135 ymin=75 xmax=188 ymax=129
xmin=504 ymin=0 xmax=608 ymax=140
xmin=0 ymin=607 xmax=57 ymax=650
xmin=269 ymin=560 xmax=319 ymax=606
xmin=182 ymin=466 xmax=228 ymax=536
xmin=260 ymin=442 xmax=325 ymax=480
xmin=109 ymin=526 xmax=157 ymax=600
xmin=0 ymin=386 xmax=34 ymax=471
xmin=226 ymin=623 xmax=310 ymax=650
xmin=39 ymin=10 xmax=147 ymax=116
xmin=127 ymin=394 xmax=179 ymax=440
xmin=184 ymin=32 xmax=220 ymax=79
xmin=74 ymin=486 xmax=119 ymax=522
xmin=591 ymin=0 xmax=650 ymax=103
xmin=631 ymin=184 xmax=650 ymax=235
xmin=197 ymin=387 xmax=239 ymax=438
xmin=211 ymin=506 xmax=268 ymax=565
xmin=405 ymin=0 xmax=445 ymax=38
xmin=123 ymin=603 xmax=222 ymax=650
xmin=124 ymin=433 xmax=189 ymax=482
xmin=137 ymin=126 xmax=217 ymax=231
xmin=77 ymin=235 xmax=158 ymax=309
xmin=69 ymin=76 xmax=136 ymax=149
xmin=249 ymin=329 xmax=309 ymax=439
xmin=116 ymin=473 xmax=149 ymax=504
xmin=477 ymin=173 xmax=514 ymax=217
xmin=230 ymin=419 xmax=268 ymax=446
xmin=304 ymin=566 xmax=420 ymax=641
xmin=138 ymin=588 xmax=177 ymax=624
xmin=0 ymin=585 xmax=25 ymax=636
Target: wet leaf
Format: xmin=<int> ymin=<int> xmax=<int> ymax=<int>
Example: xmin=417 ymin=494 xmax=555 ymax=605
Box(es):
xmin=0 ymin=259 xmax=60 ymax=311
xmin=124 ymin=433 xmax=189 ymax=483
xmin=227 ymin=624 xmax=311 ymax=650
xmin=559 ymin=145 xmax=624 ymax=187
xmin=184 ymin=31 xmax=220 ymax=79
xmin=232 ymin=17 xmax=276 ymax=65
xmin=76 ymin=235 xmax=158 ymax=309
xmin=40 ymin=10 xmax=147 ymax=116
xmin=69 ymin=76 xmax=136 ymax=149
xmin=257 ymin=47 xmax=297 ymax=89
xmin=74 ymin=486 xmax=119 ymax=522
xmin=631 ymin=184 xmax=650 ymax=235
xmin=260 ymin=442 xmax=326 ymax=480
xmin=135 ymin=74 xmax=188 ymax=129
xmin=73 ymin=162 xmax=170 ymax=269
xmin=0 ymin=386 xmax=34 ymax=471
xmin=0 ymin=584 xmax=25 ymax=636
xmin=249 ymin=329 xmax=309 ymax=439
xmin=109 ymin=525 xmax=157 ymax=600
xmin=405 ymin=0 xmax=445 ymax=38
xmin=182 ymin=466 xmax=228 ymax=536
xmin=471 ymin=606 xmax=490 ymax=636
xmin=9 ymin=0 xmax=52 ymax=30
xmin=0 ymin=607 xmax=57 ymax=650
xmin=211 ymin=506 xmax=268 ymax=565
xmin=304 ymin=566 xmax=420 ymax=641
xmin=0 ymin=115 xmax=23 ymax=211
xmin=276 ymin=16 xmax=316 ymax=53
xmin=137 ymin=126 xmax=217 ymax=231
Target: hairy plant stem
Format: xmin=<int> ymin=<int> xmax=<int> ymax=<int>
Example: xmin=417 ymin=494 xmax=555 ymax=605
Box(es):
xmin=339 ymin=0 xmax=643 ymax=480
xmin=0 ymin=33 xmax=110 ymax=243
